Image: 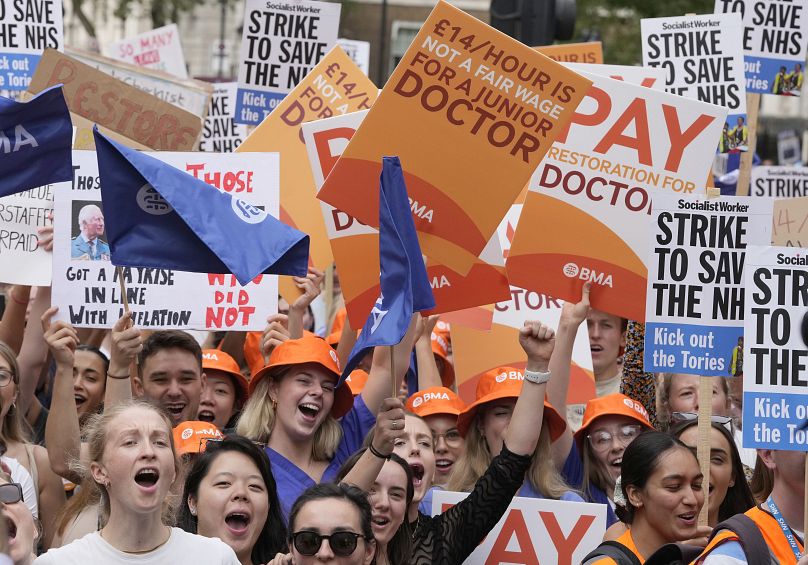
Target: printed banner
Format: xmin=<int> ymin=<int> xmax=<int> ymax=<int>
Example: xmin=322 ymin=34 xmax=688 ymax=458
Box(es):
xmin=644 ymin=193 xmax=773 ymax=376
xmin=642 ymin=12 xmax=748 ymax=153
xmin=742 ymin=245 xmax=808 ymax=450
xmin=236 ymin=46 xmax=377 ymax=299
xmin=506 ymin=70 xmax=727 ymax=321
xmin=752 ymin=165 xmax=808 ymax=197
xmin=52 ymin=151 xmax=280 ymax=330
xmin=302 ymin=110 xmax=510 ymax=329
xmin=715 ymin=0 xmax=808 ymax=96
xmin=28 ymin=49 xmax=203 ymax=151
xmin=565 ymin=63 xmax=666 ymax=89
xmin=317 ymin=0 xmax=592 ymax=275
xmin=772 ymin=196 xmax=808 ymax=246
xmin=0 ymin=0 xmax=63 ymax=90
xmin=0 ymin=185 xmax=52 ymax=285
xmin=337 ymin=39 xmax=370 ymax=75
xmin=235 ymin=0 xmax=341 ymax=124
xmin=105 ymin=24 xmax=189 ymax=79
xmin=200 ymin=83 xmax=247 ymax=152
xmin=432 ymin=491 xmax=605 ymax=564
xmin=536 ymin=42 xmax=603 ymax=64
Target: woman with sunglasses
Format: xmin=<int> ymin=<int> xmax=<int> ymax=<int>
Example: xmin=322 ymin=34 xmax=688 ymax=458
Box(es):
xmin=35 ymin=400 xmax=240 ymax=564
xmin=0 ymin=473 xmax=39 ymax=565
xmin=178 ymin=435 xmax=288 ymax=565
xmin=286 ymin=482 xmax=376 ymax=565
xmin=0 ymin=341 xmax=64 ymax=549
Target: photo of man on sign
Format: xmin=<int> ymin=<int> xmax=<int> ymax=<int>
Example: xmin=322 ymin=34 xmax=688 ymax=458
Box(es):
xmin=71 ymin=202 xmax=110 ymax=261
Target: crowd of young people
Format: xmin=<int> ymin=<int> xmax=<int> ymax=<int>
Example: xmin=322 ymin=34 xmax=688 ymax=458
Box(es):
xmin=0 ymin=273 xmax=802 ymax=565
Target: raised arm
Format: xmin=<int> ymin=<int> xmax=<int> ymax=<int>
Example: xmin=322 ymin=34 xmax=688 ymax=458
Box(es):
xmin=105 ymin=313 xmax=142 ymax=409
xmin=17 ymin=287 xmax=52 ymax=422
xmin=288 ymin=267 xmax=324 ymax=339
xmin=0 ymin=286 xmax=30 ymax=354
xmin=547 ymin=283 xmax=590 ymax=465
xmin=42 ymin=307 xmax=83 ymax=482
xmin=360 ymin=315 xmax=418 ymax=415
xmin=340 ymin=398 xmax=405 ymax=490
xmin=414 ymin=315 xmax=442 ymax=391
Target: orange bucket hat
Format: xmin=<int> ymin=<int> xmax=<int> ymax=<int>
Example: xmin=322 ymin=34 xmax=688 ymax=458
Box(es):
xmin=345 ymin=369 xmax=368 ymax=396
xmin=456 ymin=366 xmax=566 ymax=441
xmin=573 ymin=393 xmax=653 ymax=450
xmin=202 ymin=349 xmax=249 ymax=404
xmin=248 ymin=334 xmax=353 ymax=419
xmin=406 ymin=386 xmax=466 ymax=418
xmin=173 ymin=421 xmax=224 ymax=457
xmin=430 ymin=329 xmax=455 ymax=387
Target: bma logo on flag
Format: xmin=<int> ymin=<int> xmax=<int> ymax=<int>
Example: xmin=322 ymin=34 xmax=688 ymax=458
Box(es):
xmin=231 ymin=197 xmax=267 ymax=224
xmin=369 ymin=294 xmax=388 ymax=334
xmin=137 ymin=184 xmax=173 ymax=215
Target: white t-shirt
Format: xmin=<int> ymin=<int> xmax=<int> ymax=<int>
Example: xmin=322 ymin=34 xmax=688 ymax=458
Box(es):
xmin=1 ymin=456 xmax=38 ymax=518
xmin=34 ymin=528 xmax=240 ymax=564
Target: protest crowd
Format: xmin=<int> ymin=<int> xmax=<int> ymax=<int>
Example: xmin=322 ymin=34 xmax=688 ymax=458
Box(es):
xmin=1 ymin=0 xmax=808 ymax=563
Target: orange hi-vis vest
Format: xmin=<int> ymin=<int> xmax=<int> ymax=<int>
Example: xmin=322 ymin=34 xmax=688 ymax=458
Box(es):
xmin=697 ymin=506 xmax=804 ymax=563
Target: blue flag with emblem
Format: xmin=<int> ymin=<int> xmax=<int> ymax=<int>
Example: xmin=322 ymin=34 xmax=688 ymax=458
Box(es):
xmin=93 ymin=128 xmax=309 ymax=285
xmin=0 ymin=85 xmax=72 ymax=197
xmin=340 ymin=156 xmax=436 ymax=381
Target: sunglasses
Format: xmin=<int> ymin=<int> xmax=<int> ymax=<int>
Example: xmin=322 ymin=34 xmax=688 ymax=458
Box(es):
xmin=671 ymin=412 xmax=733 ymax=433
xmin=0 ymin=483 xmax=23 ymax=505
xmin=291 ymin=531 xmax=367 ymax=557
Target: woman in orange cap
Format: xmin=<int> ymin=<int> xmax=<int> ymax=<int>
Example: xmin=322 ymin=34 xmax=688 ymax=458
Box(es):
xmin=197 ymin=350 xmax=249 ymax=431
xmin=236 ymin=331 xmax=414 ymax=520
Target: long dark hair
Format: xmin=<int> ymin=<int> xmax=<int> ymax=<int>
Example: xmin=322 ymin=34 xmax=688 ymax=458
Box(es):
xmin=177 ymin=435 xmax=287 ymax=563
xmin=617 ymin=431 xmax=699 ymax=524
xmin=337 ymin=449 xmax=413 ymax=565
xmin=669 ymin=420 xmax=755 ymax=520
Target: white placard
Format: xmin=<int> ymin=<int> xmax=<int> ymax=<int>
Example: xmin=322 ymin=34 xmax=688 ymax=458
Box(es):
xmin=105 ymin=24 xmax=189 ymax=80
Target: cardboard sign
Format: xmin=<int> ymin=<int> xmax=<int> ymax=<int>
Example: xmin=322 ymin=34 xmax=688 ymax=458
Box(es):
xmin=236 ymin=46 xmax=377 ymax=298
xmin=28 ymin=49 xmax=203 ymax=151
xmin=432 ymin=491 xmax=605 ymax=565
xmin=105 ymin=24 xmax=189 ymax=79
xmin=565 ymin=63 xmax=666 ymax=89
xmin=642 ymin=13 xmax=748 ymax=154
xmin=772 ymin=196 xmax=808 ymax=246
xmin=451 ymin=204 xmax=594 ymax=405
xmin=235 ymin=0 xmax=341 ymax=124
xmin=506 ymin=70 xmax=727 ymax=321
xmin=67 ymin=48 xmax=211 ymax=116
xmin=337 ymin=38 xmax=370 ymax=75
xmin=715 ymin=0 xmax=808 ymax=96
xmin=644 ymin=193 xmax=773 ymax=376
xmin=200 ymin=83 xmax=247 ymax=152
xmin=752 ymin=166 xmax=808 ymax=198
xmin=742 ymin=245 xmax=808 ymax=450
xmin=0 ymin=0 xmax=63 ymax=90
xmin=52 ymin=151 xmax=280 ymax=330
xmin=317 ymin=1 xmax=592 ymax=276
xmin=0 ymin=185 xmax=53 ymax=285
xmin=302 ymin=110 xmax=511 ymax=329
xmin=536 ymin=42 xmax=603 ymax=64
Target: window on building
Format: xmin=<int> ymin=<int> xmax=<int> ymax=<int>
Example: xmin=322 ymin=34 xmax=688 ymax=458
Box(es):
xmin=389 ymin=21 xmax=422 ymax=78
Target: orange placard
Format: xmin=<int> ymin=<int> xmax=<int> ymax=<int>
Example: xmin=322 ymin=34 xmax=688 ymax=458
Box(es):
xmin=236 ymin=46 xmax=378 ymax=298
xmin=536 ymin=42 xmax=603 ymax=64
xmin=317 ymin=1 xmax=592 ymax=275
xmin=772 ymin=196 xmax=808 ymax=247
xmin=302 ymin=111 xmax=511 ymax=329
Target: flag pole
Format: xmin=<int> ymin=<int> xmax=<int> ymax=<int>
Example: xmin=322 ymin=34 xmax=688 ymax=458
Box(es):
xmin=390 ymin=345 xmax=397 ymax=399
xmin=116 ymin=266 xmax=138 ymax=366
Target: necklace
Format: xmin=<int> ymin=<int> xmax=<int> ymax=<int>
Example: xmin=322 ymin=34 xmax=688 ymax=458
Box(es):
xmin=100 ymin=525 xmax=172 ymax=555
xmin=410 ymin=514 xmax=421 ymax=541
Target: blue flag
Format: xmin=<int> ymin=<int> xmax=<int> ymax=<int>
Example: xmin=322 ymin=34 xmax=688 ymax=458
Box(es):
xmin=340 ymin=157 xmax=436 ymax=381
xmin=0 ymin=85 xmax=72 ymax=197
xmin=93 ymin=128 xmax=309 ymax=285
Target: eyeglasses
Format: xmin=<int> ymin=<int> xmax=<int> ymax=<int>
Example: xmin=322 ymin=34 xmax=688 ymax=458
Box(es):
xmin=587 ymin=424 xmax=644 ymax=452
xmin=671 ymin=412 xmax=733 ymax=433
xmin=0 ymin=370 xmax=14 ymax=388
xmin=291 ymin=531 xmax=367 ymax=556
xmin=0 ymin=483 xmax=23 ymax=505
xmin=432 ymin=430 xmax=463 ymax=448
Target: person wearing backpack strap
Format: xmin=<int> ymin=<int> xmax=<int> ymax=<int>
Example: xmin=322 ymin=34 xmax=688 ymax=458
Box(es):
xmin=695 ymin=448 xmax=805 ymax=563
xmin=582 ymin=432 xmax=707 ymax=564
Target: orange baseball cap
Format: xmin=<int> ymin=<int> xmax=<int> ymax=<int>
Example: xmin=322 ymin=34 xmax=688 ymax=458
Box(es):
xmin=173 ymin=421 xmax=224 ymax=456
xmin=573 ymin=393 xmax=653 ymax=450
xmin=456 ymin=366 xmax=566 ymax=441
xmin=249 ymin=334 xmax=353 ymax=419
xmin=430 ymin=330 xmax=455 ymax=387
xmin=345 ymin=369 xmax=368 ymax=396
xmin=202 ymin=349 xmax=249 ymax=403
xmin=406 ymin=386 xmax=466 ymax=418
